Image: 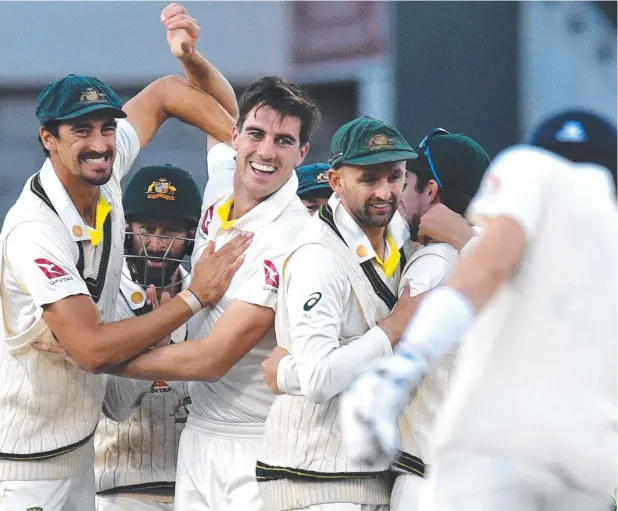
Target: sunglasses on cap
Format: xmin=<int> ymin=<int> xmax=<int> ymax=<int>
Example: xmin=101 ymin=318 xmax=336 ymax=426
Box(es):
xmin=415 ymin=128 xmax=451 ymax=188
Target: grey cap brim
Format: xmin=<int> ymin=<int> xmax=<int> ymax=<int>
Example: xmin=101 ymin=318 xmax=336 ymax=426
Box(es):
xmin=54 ymin=104 xmax=127 ymax=122
xmin=342 ymin=149 xmax=418 ymax=167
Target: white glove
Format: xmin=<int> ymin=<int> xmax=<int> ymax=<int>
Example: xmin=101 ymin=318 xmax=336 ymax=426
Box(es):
xmin=340 ymin=353 xmax=427 ymax=466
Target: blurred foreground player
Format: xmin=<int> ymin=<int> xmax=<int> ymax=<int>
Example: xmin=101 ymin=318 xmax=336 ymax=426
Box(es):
xmin=341 ymin=110 xmax=617 ymax=511
xmin=95 ymin=164 xmax=201 ymax=510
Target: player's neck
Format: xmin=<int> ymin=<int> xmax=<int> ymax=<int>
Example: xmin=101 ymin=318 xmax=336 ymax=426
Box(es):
xmin=230 ymin=188 xmax=270 ymax=220
xmin=54 ymin=165 xmax=99 ymax=227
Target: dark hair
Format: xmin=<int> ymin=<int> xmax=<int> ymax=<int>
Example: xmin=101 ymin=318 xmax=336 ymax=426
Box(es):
xmin=408 ymin=160 xmax=471 ymax=216
xmin=237 ymin=76 xmax=320 ymax=146
xmin=38 ymin=121 xmax=60 ymax=157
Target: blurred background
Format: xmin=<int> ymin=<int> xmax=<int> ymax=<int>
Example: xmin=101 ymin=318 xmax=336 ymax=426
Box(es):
xmin=0 ymin=1 xmax=615 ymax=220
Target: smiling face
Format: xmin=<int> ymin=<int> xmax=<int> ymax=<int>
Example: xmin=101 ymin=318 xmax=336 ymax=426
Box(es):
xmin=40 ymin=111 xmax=118 ymax=186
xmin=330 ymin=161 xmax=406 ymax=228
xmin=232 ymin=104 xmax=309 ymax=202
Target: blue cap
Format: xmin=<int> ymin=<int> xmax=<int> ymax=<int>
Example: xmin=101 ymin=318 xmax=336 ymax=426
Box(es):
xmin=296 ymin=163 xmax=332 ymax=197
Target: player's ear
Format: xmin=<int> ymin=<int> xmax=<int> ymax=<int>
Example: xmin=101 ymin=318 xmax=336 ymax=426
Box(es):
xmin=328 ymin=168 xmax=343 ymax=195
xmin=426 ymin=180 xmax=440 ymax=201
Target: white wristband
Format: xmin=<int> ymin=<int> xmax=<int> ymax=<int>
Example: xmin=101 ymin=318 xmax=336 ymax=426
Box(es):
xmin=398 ymin=286 xmax=475 ymax=366
xmin=178 ymin=289 xmax=203 ymax=315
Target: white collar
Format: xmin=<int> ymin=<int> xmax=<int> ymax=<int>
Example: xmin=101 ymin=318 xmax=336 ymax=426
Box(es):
xmin=119 ymin=259 xmax=191 ymax=311
xmin=327 ymin=194 xmax=409 ymax=264
xmin=39 ymin=158 xmax=112 ymax=243
xmin=208 ymin=171 xmax=301 ymax=235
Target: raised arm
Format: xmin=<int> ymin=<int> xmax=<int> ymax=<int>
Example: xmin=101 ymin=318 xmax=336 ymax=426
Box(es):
xmin=122 ymin=75 xmax=235 ymax=149
xmin=161 ymin=3 xmax=239 ymax=121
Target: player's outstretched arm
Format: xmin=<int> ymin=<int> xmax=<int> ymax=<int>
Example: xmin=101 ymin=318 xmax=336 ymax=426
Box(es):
xmin=161 ymin=3 xmax=239 ymax=121
xmin=122 ymin=74 xmax=235 ymax=149
xmin=111 ymin=300 xmax=275 ymax=381
xmin=340 ymin=214 xmax=527 ymax=465
xmin=37 ymin=235 xmax=251 ymax=374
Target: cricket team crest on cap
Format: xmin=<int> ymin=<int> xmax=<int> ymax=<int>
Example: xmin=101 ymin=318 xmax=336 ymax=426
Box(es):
xmin=263 ymin=260 xmax=279 ymax=288
xmin=146 ymin=178 xmax=177 ymax=201
xmin=316 ymin=172 xmax=329 ymax=184
xmin=80 ymin=87 xmax=107 ymax=103
xmin=555 ymin=121 xmax=588 ymax=143
xmin=368 ymin=134 xmax=396 ymax=150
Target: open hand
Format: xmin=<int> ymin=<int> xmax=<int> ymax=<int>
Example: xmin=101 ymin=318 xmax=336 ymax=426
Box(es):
xmin=189 ymin=233 xmax=253 ymax=308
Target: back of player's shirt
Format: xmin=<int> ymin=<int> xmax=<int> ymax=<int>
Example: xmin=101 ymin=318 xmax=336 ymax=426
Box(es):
xmin=434 ymin=146 xmax=617 ymax=494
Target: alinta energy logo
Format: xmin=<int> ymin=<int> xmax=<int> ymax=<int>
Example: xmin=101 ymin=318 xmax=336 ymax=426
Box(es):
xmin=263 ymin=260 xmax=279 ymax=289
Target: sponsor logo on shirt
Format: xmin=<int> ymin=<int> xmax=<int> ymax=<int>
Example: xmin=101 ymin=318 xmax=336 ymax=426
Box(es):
xmin=200 ymin=205 xmax=215 ymax=238
xmin=34 ymin=258 xmax=74 ymax=285
xmin=151 ymin=380 xmax=172 ymax=393
xmin=263 ymin=259 xmax=279 ymax=289
xmin=303 ymin=292 xmax=322 ymax=311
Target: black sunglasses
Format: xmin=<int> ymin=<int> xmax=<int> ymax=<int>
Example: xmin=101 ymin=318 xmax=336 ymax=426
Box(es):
xmin=415 ymin=128 xmax=451 ymax=188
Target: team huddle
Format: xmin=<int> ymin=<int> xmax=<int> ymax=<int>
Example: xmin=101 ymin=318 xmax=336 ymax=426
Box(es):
xmin=0 ymin=4 xmax=615 ymax=511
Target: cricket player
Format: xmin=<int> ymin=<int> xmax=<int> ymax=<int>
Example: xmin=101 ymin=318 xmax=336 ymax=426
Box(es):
xmin=341 ymin=110 xmax=618 ymax=511
xmin=391 ymin=130 xmax=490 ymax=510
xmin=0 ymin=29 xmax=248 ymax=511
xmin=296 ymin=162 xmax=333 ymax=215
xmin=256 ymin=116 xmax=421 ymax=511
xmin=94 ymin=164 xmax=202 ymax=511
xmin=95 ymin=74 xmax=320 ymax=510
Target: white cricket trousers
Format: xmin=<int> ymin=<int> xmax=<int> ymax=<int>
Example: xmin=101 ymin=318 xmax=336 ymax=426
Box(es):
xmin=174 ymin=420 xmax=264 ymax=511
xmin=0 ymin=467 xmax=95 ymax=510
xmin=292 ymin=505 xmax=388 ymax=510
xmin=419 ymin=448 xmax=613 ymax=511
xmin=96 ymin=493 xmax=174 ymax=510
xmin=390 ymin=473 xmax=423 ymax=511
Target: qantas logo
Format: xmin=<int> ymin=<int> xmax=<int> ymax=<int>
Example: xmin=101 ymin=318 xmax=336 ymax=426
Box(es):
xmin=263 ymin=260 xmax=279 ymax=288
xmin=200 ymin=205 xmax=215 ymax=237
xmin=35 ymin=258 xmax=68 ymax=280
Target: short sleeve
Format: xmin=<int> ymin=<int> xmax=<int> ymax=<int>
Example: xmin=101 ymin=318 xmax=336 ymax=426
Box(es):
xmin=467 ymin=146 xmax=554 ymax=240
xmin=113 ymin=119 xmax=141 ymax=181
xmin=204 ymin=143 xmax=236 ymax=205
xmin=233 ymin=248 xmax=285 ymax=311
xmin=4 ymin=222 xmax=90 ymax=308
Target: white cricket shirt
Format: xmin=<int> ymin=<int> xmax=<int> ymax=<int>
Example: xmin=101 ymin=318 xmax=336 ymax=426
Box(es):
xmin=187 ymin=143 xmax=311 ymax=429
xmin=95 ymin=261 xmax=190 ymax=498
xmin=0 ymin=119 xmax=140 ymax=480
xmin=433 ymin=146 xmax=617 ymax=494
